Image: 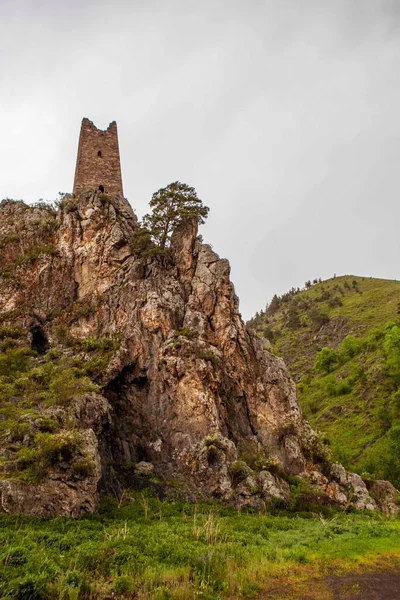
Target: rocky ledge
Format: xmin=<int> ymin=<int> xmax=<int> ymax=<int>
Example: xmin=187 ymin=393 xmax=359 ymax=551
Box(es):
xmin=0 ymin=192 xmax=398 ymax=517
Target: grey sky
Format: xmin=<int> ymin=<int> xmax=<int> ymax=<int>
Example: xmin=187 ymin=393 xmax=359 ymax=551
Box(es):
xmin=1 ymin=0 xmax=400 ymax=319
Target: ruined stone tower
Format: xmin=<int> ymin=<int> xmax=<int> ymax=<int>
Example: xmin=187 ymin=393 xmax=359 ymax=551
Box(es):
xmin=73 ymin=118 xmax=124 ymax=197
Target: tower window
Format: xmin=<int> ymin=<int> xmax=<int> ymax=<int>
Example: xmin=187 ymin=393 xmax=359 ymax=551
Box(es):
xmin=97 ymin=150 xmax=102 ymax=157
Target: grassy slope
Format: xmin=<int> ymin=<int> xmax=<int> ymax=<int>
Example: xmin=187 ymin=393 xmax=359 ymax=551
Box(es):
xmin=0 ymin=492 xmax=399 ymax=600
xmin=248 ymin=275 xmax=400 ymax=480
xmin=257 ymin=275 xmax=400 ymax=378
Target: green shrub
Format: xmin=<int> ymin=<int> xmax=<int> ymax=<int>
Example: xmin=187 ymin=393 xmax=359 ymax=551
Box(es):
xmin=53 ymin=327 xmax=118 ymax=356
xmin=0 ymin=347 xmax=36 ymax=377
xmin=99 ymin=192 xmax=111 ymax=203
xmin=36 ymin=416 xmax=58 ymax=433
xmin=198 ymin=350 xmax=219 ymax=366
xmin=0 ymin=337 xmax=18 ymax=351
xmin=229 ymin=460 xmax=252 ymax=486
xmin=237 ymin=440 xmax=283 ymax=475
xmin=8 ymin=573 xmax=49 ymax=600
xmin=309 ymin=308 xmax=330 ymax=328
xmin=56 ymin=570 xmax=91 ymax=599
xmin=174 ymin=327 xmax=194 ymax=339
xmin=0 ymin=233 xmax=20 ymax=249
xmin=300 ymin=314 xmax=309 ymax=327
xmin=79 ymin=336 xmax=117 ymax=353
xmin=112 ymin=575 xmax=134 ymax=594
xmin=328 ymin=296 xmax=343 ymax=308
xmin=2 ymin=420 xmax=31 ymax=442
xmin=192 ymin=549 xmax=227 ymax=592
xmin=79 ymin=356 xmax=109 ymax=377
xmin=205 ymin=444 xmax=223 ymax=465
xmin=0 ymin=325 xmax=23 ymax=340
xmin=383 ymin=323 xmax=400 ymax=383
xmin=275 ymin=421 xmax=298 ymax=441
xmin=302 ymin=429 xmax=332 ymax=476
xmin=72 ymin=456 xmax=95 ymax=478
xmin=59 ymin=197 xmax=77 ymax=213
xmin=0 ymin=265 xmax=15 ymax=279
xmin=325 ymin=375 xmax=355 ymax=397
xmin=31 ymin=200 xmax=57 ymax=213
xmin=392 ymin=388 xmax=400 ymax=419
xmin=46 ymin=371 xmax=98 ymax=406
xmin=339 ymin=335 xmax=362 ymax=359
xmin=203 ymin=435 xmax=226 ymax=450
xmin=129 ymin=226 xmax=154 ymax=257
xmin=16 ymin=431 xmax=84 ymax=481
xmin=68 ymin=300 xmax=97 ymax=322
xmin=4 ymin=546 xmax=29 ymax=566
xmin=36 ymin=431 xmax=81 ymax=463
xmin=16 ymin=446 xmax=39 ymax=470
xmin=314 ymin=347 xmax=339 ymax=374
xmin=286 ymin=305 xmax=301 ymax=329
xmin=15 ymin=244 xmax=57 ymax=265
xmin=52 ymin=325 xmax=73 ymax=346
xmin=382 ymin=426 xmax=400 ymax=488
xmin=288 ymin=478 xmax=325 ymax=512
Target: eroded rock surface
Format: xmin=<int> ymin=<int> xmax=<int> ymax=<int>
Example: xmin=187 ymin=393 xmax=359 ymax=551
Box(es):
xmin=0 ymin=193 xmax=397 ymax=516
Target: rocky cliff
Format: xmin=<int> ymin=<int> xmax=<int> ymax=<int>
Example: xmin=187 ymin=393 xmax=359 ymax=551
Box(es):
xmin=0 ymin=192 xmax=397 ymax=516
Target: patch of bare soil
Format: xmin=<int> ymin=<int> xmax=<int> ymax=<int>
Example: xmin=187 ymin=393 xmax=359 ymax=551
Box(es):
xmin=325 ymin=570 xmax=400 ymax=600
xmin=261 ymin=559 xmax=400 ymax=600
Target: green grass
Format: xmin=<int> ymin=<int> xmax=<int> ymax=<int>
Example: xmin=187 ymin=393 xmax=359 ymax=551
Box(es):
xmin=248 ymin=276 xmax=400 ymax=487
xmin=0 ymin=492 xmax=399 ymax=599
xmin=328 ymin=276 xmax=400 ymax=326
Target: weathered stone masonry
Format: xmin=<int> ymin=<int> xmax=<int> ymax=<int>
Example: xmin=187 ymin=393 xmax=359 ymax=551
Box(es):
xmin=73 ymin=118 xmax=124 ymax=197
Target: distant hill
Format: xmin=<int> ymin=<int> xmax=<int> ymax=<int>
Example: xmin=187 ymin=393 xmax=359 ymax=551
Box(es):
xmin=248 ymin=275 xmax=400 ymax=487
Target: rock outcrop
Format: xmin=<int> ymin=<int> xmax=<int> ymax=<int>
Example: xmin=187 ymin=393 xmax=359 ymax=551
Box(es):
xmin=0 ymin=192 xmax=397 ymax=516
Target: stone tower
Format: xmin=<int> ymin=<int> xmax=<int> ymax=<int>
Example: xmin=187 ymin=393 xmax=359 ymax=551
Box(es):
xmin=73 ymin=118 xmax=124 ymax=197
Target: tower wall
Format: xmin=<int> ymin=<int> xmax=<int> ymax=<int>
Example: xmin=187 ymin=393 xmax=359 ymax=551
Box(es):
xmin=73 ymin=118 xmax=124 ymax=197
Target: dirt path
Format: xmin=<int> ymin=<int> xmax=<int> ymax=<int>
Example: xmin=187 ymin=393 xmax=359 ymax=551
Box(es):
xmin=324 ymin=570 xmax=400 ymax=600
xmin=262 ymin=562 xmax=400 ymax=599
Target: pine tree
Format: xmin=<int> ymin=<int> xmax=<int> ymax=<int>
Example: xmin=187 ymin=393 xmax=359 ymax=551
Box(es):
xmin=143 ymin=181 xmax=209 ymax=250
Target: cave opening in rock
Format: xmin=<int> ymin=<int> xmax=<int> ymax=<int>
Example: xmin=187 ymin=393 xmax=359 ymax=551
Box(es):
xmin=100 ymin=364 xmax=154 ymax=496
xmin=131 ymin=376 xmax=148 ymax=388
xmin=99 ymin=185 xmax=105 ymax=192
xmin=30 ymin=324 xmax=49 ymax=354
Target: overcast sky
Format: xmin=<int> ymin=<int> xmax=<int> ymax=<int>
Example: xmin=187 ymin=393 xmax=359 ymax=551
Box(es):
xmin=1 ymin=0 xmax=399 ymax=319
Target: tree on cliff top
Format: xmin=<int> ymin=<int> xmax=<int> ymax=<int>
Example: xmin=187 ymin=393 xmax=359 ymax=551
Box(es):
xmin=142 ymin=181 xmax=209 ymax=251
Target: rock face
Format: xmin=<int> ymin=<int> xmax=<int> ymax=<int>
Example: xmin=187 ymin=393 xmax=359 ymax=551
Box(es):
xmin=0 ymin=192 xmax=397 ymax=516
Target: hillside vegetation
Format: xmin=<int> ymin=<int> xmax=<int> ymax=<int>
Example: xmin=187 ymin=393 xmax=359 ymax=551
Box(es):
xmin=248 ymin=275 xmax=400 ymax=487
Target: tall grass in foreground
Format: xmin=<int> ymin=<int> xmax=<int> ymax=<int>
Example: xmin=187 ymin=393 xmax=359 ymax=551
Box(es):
xmin=0 ymin=492 xmax=399 ymax=599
